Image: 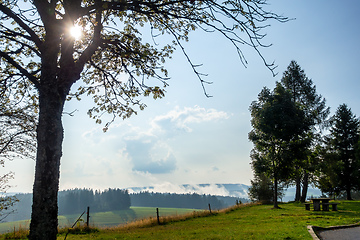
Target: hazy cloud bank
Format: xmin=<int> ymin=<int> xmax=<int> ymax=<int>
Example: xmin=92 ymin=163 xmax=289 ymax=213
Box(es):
xmin=122 ymin=105 xmax=230 ymax=175
xmin=127 ymin=182 xmax=250 ymax=198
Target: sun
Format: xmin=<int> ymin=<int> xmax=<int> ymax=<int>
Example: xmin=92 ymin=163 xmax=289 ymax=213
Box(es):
xmin=69 ymin=25 xmax=82 ymax=40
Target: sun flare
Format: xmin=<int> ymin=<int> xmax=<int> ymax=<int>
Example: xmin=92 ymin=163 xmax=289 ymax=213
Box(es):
xmin=69 ymin=25 xmax=82 ymax=40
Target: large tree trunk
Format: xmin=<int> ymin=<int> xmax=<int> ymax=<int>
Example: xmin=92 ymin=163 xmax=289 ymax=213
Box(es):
xmin=29 ymin=80 xmax=70 ymax=239
xmin=300 ymin=171 xmax=309 ymax=203
xmin=28 ymin=17 xmax=77 ymax=238
xmin=294 ymin=168 xmax=301 ymax=202
xmin=273 ymin=177 xmax=279 ymax=209
xmin=345 ymin=164 xmax=353 ymax=200
xmin=346 ymin=186 xmax=352 ymax=200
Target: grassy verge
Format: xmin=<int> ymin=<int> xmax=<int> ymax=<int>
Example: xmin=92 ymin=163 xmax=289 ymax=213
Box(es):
xmin=57 ymin=201 xmax=360 ymax=240
xmin=0 ymin=207 xmax=198 ymax=238
xmin=58 ymin=207 xmax=199 ymax=228
xmin=2 ymin=201 xmax=360 ymax=239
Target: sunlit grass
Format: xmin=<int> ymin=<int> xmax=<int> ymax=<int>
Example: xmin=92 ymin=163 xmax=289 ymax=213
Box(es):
xmin=55 ymin=201 xmax=360 ymax=239
xmin=0 ymin=206 xmax=199 ymax=239
xmin=2 ymin=201 xmax=360 ymax=239
xmin=1 ymin=224 xmax=28 ymax=240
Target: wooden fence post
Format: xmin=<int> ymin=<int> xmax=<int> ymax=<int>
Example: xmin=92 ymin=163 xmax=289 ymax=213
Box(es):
xmin=208 ymin=203 xmax=212 ymax=214
xmin=64 ymin=211 xmax=86 ymax=240
xmin=156 ymin=208 xmax=160 ymax=225
xmin=86 ymin=206 xmax=90 ymax=227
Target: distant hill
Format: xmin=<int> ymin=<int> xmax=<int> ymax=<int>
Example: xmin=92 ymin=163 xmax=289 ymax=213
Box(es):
xmin=127 ymin=183 xmax=323 ymax=202
xmin=127 ymin=183 xmax=250 ymax=199
xmin=128 ymin=183 xmax=250 ymax=210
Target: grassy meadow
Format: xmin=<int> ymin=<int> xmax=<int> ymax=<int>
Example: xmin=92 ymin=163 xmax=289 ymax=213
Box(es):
xmin=0 ymin=207 xmax=198 ymax=237
xmin=58 ymin=207 xmax=198 ymax=228
xmin=1 ymin=201 xmax=360 ymax=239
xmin=0 ymin=207 xmax=198 ymax=233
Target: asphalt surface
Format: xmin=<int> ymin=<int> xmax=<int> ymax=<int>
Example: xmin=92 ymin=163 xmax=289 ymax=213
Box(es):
xmin=318 ymin=226 xmax=360 ymax=240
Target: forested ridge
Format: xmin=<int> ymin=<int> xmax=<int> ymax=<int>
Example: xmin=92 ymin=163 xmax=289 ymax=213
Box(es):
xmin=4 ymin=188 xmax=130 ymax=222
xmin=130 ymin=191 xmax=239 ymax=209
xmin=3 ymin=188 xmax=245 ymax=223
xmin=59 ymin=188 xmax=131 ymax=215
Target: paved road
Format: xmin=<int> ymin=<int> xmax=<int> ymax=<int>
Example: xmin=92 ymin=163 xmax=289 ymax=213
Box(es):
xmin=318 ymin=226 xmax=360 ymax=240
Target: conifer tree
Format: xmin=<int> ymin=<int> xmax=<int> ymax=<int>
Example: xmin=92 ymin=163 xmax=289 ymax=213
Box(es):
xmin=280 ymin=60 xmax=329 ymax=202
xmin=321 ymin=104 xmax=360 ymax=200
xmin=249 ymin=83 xmax=308 ymax=208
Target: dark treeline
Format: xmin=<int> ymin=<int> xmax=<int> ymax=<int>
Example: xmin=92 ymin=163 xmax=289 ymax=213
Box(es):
xmin=129 ymin=192 xmax=240 ymax=210
xmin=5 ymin=193 xmax=32 ymax=223
xmin=4 ymin=188 xmax=130 ymax=222
xmin=58 ymin=188 xmax=130 ymax=215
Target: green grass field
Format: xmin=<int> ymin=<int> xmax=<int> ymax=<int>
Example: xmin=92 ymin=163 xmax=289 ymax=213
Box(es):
xmin=59 ymin=207 xmax=199 ymax=228
xmin=2 ymin=201 xmax=360 ymax=239
xmin=0 ymin=207 xmax=198 ymax=235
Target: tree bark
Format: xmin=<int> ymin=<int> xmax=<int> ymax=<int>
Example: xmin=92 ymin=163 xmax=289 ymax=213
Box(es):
xmin=29 ymin=76 xmax=70 ymax=239
xmin=27 ymin=11 xmax=78 ymax=237
xmin=300 ymin=171 xmax=309 ymax=203
xmin=346 ymin=186 xmax=352 ymax=200
xmin=294 ymin=169 xmax=301 ymax=202
xmin=273 ymin=176 xmax=279 ymax=209
xmin=345 ymin=163 xmax=353 ymax=200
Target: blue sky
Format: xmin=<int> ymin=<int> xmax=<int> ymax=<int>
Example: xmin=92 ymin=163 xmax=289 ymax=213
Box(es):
xmin=3 ymin=1 xmax=360 ymax=195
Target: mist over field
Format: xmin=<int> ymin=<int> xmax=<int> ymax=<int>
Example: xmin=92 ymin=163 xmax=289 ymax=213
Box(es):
xmin=127 ymin=183 xmax=322 ymax=202
xmin=127 ymin=183 xmax=250 ymax=199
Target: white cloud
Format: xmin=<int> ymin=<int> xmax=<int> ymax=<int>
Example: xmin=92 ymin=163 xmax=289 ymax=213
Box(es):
xmin=150 ymin=105 xmax=230 ymax=136
xmin=119 ymin=106 xmax=231 ymax=175
xmin=125 ymin=138 xmax=177 ymax=174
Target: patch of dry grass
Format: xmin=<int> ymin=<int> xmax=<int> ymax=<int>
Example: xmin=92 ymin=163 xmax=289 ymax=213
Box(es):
xmin=2 ymin=224 xmax=29 ymax=240
xmin=1 ymin=203 xmax=259 ymax=239
xmin=104 ymin=202 xmax=258 ymax=232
